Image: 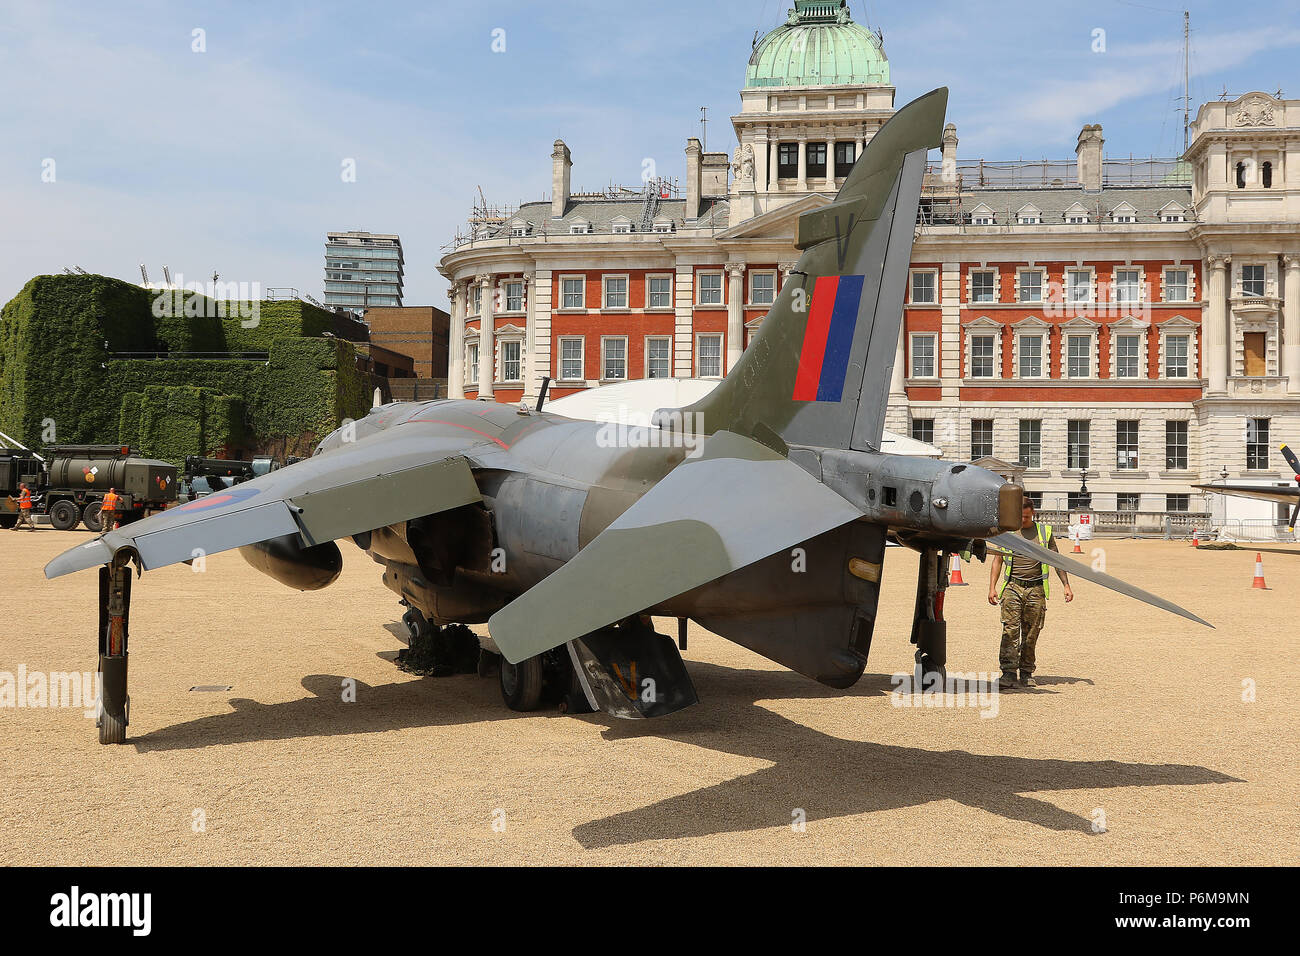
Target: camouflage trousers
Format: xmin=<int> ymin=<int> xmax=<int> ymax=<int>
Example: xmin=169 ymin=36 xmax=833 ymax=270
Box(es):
xmin=999 ymin=579 xmax=1047 ymax=675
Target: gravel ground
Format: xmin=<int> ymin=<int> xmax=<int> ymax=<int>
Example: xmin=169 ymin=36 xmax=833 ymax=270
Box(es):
xmin=1 ymin=530 xmax=1295 ymax=865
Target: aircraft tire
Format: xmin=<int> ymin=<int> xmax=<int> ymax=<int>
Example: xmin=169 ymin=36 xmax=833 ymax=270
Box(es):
xmin=98 ymin=710 xmax=126 ymax=745
xmin=499 ymin=655 xmax=545 ymax=711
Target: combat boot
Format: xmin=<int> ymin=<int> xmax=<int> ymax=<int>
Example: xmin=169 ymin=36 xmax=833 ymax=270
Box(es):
xmin=1019 ymin=671 xmax=1036 ymax=687
xmin=998 ymin=671 xmax=1017 ymax=690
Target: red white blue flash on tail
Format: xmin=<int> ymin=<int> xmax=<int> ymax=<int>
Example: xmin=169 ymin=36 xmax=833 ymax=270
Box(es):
xmin=792 ymin=275 xmax=865 ymax=402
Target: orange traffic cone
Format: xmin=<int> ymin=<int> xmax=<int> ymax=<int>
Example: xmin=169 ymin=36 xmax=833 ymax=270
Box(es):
xmin=1252 ymin=553 xmax=1268 ymax=589
xmin=1191 ymin=526 xmax=1199 ymax=548
xmin=1071 ymin=532 xmax=1083 ymax=554
xmin=949 ymin=554 xmax=967 ymax=586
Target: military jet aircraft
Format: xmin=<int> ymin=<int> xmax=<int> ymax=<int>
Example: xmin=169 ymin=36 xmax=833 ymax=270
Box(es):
xmin=46 ymin=88 xmax=1209 ymax=744
xmin=1194 ymin=443 xmax=1300 ymax=531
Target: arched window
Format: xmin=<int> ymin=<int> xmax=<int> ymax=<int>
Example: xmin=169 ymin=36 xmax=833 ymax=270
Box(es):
xmin=1262 ymin=161 xmax=1273 ymax=188
xmin=1236 ymin=162 xmax=1246 ymax=189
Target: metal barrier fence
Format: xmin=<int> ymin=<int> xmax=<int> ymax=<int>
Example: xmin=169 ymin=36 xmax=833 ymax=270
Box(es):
xmin=1213 ymin=519 xmax=1297 ymax=543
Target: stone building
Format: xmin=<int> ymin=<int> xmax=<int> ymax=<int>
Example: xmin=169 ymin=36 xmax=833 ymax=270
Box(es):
xmin=437 ymin=0 xmax=1300 ymax=523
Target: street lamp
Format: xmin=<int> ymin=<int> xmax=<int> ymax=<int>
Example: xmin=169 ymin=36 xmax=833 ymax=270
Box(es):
xmin=1077 ymin=469 xmax=1092 ymax=510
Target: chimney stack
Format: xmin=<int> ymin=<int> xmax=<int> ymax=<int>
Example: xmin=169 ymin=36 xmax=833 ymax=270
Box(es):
xmin=1076 ymin=124 xmax=1104 ymax=193
xmin=551 ymin=139 xmax=572 ymax=218
xmin=941 ymin=123 xmax=958 ymax=180
xmin=684 ymin=137 xmax=702 ymax=220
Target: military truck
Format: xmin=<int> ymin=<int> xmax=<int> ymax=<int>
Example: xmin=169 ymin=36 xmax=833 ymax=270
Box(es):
xmin=180 ymin=455 xmax=281 ymax=502
xmin=0 ymin=449 xmax=44 ymax=529
xmin=41 ymin=445 xmax=179 ymax=531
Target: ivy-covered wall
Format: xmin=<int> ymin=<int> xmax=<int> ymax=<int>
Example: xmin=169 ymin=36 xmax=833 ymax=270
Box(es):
xmin=0 ymin=274 xmax=375 ymax=462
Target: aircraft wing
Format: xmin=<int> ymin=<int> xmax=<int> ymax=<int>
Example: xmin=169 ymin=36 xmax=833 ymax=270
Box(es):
xmin=1193 ymin=483 xmax=1299 ymax=505
xmin=488 ymin=430 xmax=865 ymax=664
xmin=987 ymin=532 xmax=1212 ymax=628
xmin=44 ymin=429 xmax=484 ymax=579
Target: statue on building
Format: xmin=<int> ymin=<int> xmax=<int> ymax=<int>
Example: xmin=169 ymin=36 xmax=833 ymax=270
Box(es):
xmin=732 ymin=143 xmax=755 ymax=185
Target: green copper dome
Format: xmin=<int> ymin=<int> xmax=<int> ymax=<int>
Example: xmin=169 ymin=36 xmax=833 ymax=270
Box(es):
xmin=746 ymin=1 xmax=889 ymax=88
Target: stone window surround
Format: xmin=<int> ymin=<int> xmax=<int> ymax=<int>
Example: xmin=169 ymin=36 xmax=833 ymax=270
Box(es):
xmin=748 ymin=268 xmax=778 ymax=307
xmin=696 ymin=269 xmax=725 ymax=307
xmin=646 ymin=273 xmax=674 ymax=311
xmin=909 ymin=331 xmax=938 ymax=379
xmin=464 ymin=332 xmax=480 ymax=386
xmin=1015 ymin=266 xmax=1046 ymax=303
xmin=964 ymin=316 xmax=1003 ymax=379
xmin=1160 ymin=264 xmax=1197 ymax=303
xmin=557 ymin=335 xmax=585 ymax=383
xmin=696 ymin=331 xmax=724 ymax=378
xmin=909 ymin=267 xmax=939 ymax=305
xmin=602 ymin=273 xmax=630 ymax=311
xmin=966 ymin=266 xmax=1000 ymax=304
xmin=556 ymin=273 xmax=586 ymax=311
xmin=644 ymin=335 xmax=673 ymax=378
xmin=1060 ymin=316 xmax=1100 ymax=380
xmin=1157 ymin=316 xmax=1199 ymax=380
xmin=1108 ymin=315 xmax=1151 ymax=380
xmin=1065 ymin=265 xmax=1096 ymax=304
xmin=600 ymin=334 xmax=629 ymax=382
xmin=494 ymin=324 xmax=525 ymax=385
xmin=501 ymin=277 xmax=526 ymax=315
xmin=1011 ymin=316 xmax=1050 ymax=379
xmin=1106 ymin=265 xmax=1146 ymax=305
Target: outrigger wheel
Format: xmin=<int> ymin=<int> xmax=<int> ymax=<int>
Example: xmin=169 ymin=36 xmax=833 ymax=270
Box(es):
xmin=97 ymin=555 xmax=134 ymax=744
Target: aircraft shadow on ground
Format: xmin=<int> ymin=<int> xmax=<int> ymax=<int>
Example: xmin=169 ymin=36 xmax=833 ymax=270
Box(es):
xmin=128 ymin=659 xmax=1240 ymax=847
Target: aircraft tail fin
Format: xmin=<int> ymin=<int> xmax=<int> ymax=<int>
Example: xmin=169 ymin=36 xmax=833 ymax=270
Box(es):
xmin=672 ymin=87 xmax=947 ymax=453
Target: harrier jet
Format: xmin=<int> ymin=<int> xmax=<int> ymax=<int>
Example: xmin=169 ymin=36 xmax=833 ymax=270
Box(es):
xmin=46 ymin=88 xmax=1209 ymax=744
xmin=1194 ymin=443 xmax=1300 ymax=531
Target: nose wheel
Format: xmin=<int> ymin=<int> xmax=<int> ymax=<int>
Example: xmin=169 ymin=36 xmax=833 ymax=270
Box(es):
xmin=96 ymin=556 xmax=133 ymax=744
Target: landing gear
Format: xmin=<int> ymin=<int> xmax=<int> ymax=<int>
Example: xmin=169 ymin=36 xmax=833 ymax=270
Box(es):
xmin=499 ymin=655 xmax=545 ymax=711
xmin=96 ymin=556 xmax=133 ymax=745
xmin=402 ymin=608 xmax=431 ymax=646
xmin=911 ymin=548 xmax=949 ymax=691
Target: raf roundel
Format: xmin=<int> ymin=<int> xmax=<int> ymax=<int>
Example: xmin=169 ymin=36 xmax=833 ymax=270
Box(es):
xmin=176 ymin=486 xmax=262 ymax=513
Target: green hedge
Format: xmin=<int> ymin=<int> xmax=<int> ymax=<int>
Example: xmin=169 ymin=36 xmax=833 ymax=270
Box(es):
xmin=0 ymin=274 xmax=374 ymax=458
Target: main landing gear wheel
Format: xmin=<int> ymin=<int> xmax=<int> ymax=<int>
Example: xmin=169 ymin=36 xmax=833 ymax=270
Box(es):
xmin=402 ymin=608 xmax=430 ymax=646
xmin=49 ymin=499 xmax=80 ymax=531
xmin=499 ymin=655 xmax=545 ymax=712
xmin=914 ymin=648 xmax=946 ymax=691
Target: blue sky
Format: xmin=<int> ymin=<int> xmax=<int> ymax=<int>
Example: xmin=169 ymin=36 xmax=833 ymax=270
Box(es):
xmin=1 ymin=0 xmax=1297 ymax=307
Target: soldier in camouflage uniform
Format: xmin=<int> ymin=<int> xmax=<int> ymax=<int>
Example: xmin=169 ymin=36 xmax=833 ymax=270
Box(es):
xmin=987 ymin=499 xmax=1073 ymax=688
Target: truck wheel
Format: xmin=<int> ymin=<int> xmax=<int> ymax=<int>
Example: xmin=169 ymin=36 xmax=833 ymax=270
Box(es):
xmin=499 ymin=655 xmax=545 ymax=712
xmin=82 ymin=502 xmax=104 ymax=533
xmin=49 ymin=500 xmax=81 ymax=531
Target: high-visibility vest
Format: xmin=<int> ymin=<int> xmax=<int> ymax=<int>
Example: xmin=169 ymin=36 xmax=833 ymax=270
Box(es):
xmin=19 ymin=488 xmax=31 ymax=510
xmin=102 ymin=492 xmax=119 ymax=512
xmin=997 ymin=522 xmax=1053 ymax=599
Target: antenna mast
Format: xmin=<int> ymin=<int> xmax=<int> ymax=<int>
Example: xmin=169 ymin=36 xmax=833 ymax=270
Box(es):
xmin=700 ymin=106 xmax=707 ymax=152
xmin=1182 ymin=10 xmax=1190 ymax=155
